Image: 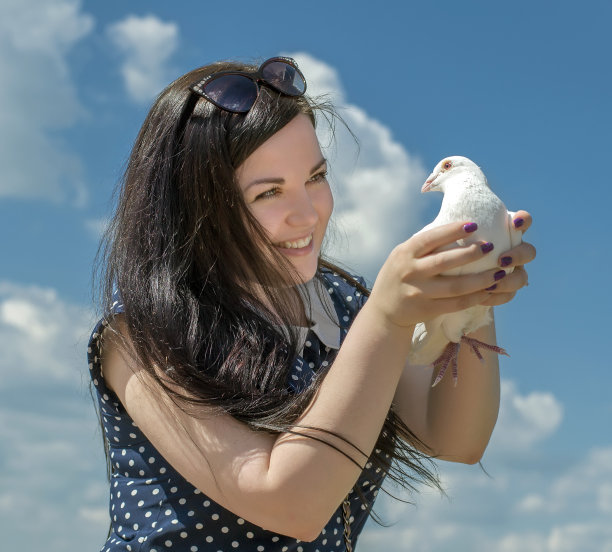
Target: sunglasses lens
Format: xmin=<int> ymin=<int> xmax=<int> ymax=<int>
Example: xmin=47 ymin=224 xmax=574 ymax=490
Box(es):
xmin=203 ymin=74 xmax=258 ymax=113
xmin=261 ymin=61 xmax=306 ymax=96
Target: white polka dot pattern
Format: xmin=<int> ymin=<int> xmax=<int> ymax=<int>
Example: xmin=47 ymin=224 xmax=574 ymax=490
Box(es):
xmin=88 ymin=271 xmax=383 ymax=551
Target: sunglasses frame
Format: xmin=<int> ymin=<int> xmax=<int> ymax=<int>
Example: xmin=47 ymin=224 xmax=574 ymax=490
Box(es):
xmin=189 ymin=56 xmax=307 ymax=113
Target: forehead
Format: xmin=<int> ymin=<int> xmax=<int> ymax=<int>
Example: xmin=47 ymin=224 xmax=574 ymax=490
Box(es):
xmin=236 ymin=114 xmax=322 ymax=182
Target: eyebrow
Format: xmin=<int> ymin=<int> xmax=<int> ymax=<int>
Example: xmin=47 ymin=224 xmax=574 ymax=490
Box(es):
xmin=244 ymin=158 xmax=327 ymax=191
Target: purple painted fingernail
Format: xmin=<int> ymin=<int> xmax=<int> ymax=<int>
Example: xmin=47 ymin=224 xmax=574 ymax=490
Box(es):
xmin=480 ymin=242 xmax=494 ymax=254
xmin=500 ymin=256 xmax=513 ymax=267
xmin=494 ymin=270 xmax=507 ymax=281
xmin=513 ymin=217 xmax=524 ymax=229
xmin=464 ymin=222 xmax=478 ymax=233
xmin=486 ymin=284 xmax=497 ymax=291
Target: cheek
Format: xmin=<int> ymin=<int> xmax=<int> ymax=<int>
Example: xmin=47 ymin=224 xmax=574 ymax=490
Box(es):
xmin=316 ymin=185 xmax=334 ymax=226
xmin=248 ymin=203 xmax=285 ymax=239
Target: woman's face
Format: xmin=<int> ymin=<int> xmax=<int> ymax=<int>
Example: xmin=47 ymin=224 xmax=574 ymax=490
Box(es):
xmin=236 ymin=114 xmax=333 ymax=283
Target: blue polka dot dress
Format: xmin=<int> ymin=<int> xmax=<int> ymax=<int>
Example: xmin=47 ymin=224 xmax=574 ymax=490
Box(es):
xmin=88 ymin=269 xmax=386 ymax=551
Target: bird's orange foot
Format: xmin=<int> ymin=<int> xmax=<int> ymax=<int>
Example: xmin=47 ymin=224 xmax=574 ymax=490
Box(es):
xmin=431 ymin=337 xmax=509 ymax=387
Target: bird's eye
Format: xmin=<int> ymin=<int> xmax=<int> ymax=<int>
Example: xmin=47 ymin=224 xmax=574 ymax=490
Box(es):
xmin=442 ymin=160 xmax=453 ymax=170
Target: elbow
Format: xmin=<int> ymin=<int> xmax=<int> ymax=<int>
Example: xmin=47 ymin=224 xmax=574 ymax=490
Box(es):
xmin=265 ymin=514 xmax=325 ymax=543
xmin=249 ymin=493 xmax=329 ymax=542
xmin=292 ymin=527 xmax=324 ymax=543
xmin=436 ymin=452 xmax=481 ymax=465
xmin=435 ymin=442 xmax=489 ymax=465
xmin=277 ymin=502 xmax=343 ymax=542
xmin=432 ymin=424 xmax=495 ymax=465
xmin=460 ymin=450 xmax=485 ymax=465
xmin=278 ymin=503 xmax=334 ymax=542
xmin=257 ymin=476 xmax=345 ymax=542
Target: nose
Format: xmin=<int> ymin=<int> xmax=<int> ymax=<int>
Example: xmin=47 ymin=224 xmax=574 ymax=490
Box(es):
xmin=286 ymin=187 xmax=318 ymax=228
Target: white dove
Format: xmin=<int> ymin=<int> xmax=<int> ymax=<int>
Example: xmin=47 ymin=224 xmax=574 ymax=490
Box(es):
xmin=408 ymin=156 xmax=523 ymax=386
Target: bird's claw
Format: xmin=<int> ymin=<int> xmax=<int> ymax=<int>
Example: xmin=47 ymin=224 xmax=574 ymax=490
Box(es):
xmin=462 ymin=335 xmax=508 ymax=361
xmin=431 ymin=336 xmax=509 ymax=387
xmin=431 ymin=342 xmax=460 ymax=387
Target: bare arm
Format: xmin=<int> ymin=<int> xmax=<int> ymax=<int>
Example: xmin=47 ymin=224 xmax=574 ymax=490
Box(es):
xmin=393 ymin=210 xmax=535 ymax=463
xmin=104 ymin=303 xmax=414 ymax=541
xmin=102 ymin=220 xmax=508 ymax=541
xmin=393 ymin=319 xmax=500 ymax=464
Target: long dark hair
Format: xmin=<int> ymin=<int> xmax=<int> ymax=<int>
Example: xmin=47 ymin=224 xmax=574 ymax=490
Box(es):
xmin=94 ymin=59 xmax=440 ymax=516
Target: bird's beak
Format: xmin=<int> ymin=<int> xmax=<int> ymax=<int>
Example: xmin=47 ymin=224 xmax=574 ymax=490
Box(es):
xmin=421 ymin=172 xmax=438 ymax=193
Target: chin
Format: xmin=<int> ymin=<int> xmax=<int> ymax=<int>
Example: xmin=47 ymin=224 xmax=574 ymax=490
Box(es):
xmin=292 ymin=260 xmax=318 ymax=283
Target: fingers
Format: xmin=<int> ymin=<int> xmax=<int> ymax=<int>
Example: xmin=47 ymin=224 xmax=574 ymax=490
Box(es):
xmin=431 ymin=264 xmax=528 ymax=311
xmin=429 ymin=289 xmax=493 ymax=318
xmin=479 ymin=290 xmax=517 ymax=307
xmin=511 ymin=210 xmax=532 ymax=233
xmin=415 ymin=240 xmax=495 ymax=277
xmin=411 ymin=221 xmax=480 ymax=258
xmin=480 ymin=266 xmax=529 ymax=309
xmin=496 ymin=241 xmax=536 ymax=270
xmin=425 ymin=267 xmax=510 ymax=299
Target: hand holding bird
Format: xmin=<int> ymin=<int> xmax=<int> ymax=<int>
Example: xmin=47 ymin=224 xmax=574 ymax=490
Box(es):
xmin=368 ymin=155 xmax=534 ymax=387
xmin=408 ymin=156 xmax=530 ymax=385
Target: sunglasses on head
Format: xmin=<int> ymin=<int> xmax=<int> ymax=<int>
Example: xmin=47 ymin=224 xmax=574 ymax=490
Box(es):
xmin=189 ymin=57 xmax=307 ymax=114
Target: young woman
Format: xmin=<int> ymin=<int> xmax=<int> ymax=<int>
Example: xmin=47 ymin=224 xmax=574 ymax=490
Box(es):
xmin=89 ymin=57 xmax=535 ymax=551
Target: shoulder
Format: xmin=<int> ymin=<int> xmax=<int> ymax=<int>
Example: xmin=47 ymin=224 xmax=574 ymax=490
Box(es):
xmin=317 ymin=267 xmax=369 ymax=330
xmin=87 ymin=284 xmax=129 ymax=412
xmin=318 ymin=266 xmax=369 ymax=306
xmin=98 ymin=315 xmax=137 ymax=398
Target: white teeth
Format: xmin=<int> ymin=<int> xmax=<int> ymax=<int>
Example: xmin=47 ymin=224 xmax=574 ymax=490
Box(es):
xmin=279 ymin=235 xmax=312 ymax=249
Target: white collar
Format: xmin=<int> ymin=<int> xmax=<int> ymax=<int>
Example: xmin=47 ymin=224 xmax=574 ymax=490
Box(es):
xmin=296 ymin=277 xmax=341 ymax=351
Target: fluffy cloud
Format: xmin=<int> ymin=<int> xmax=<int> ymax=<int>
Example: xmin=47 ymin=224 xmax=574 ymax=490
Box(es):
xmin=545 ymin=447 xmax=612 ymax=516
xmin=357 ymin=382 xmax=612 ymax=552
xmin=290 ymin=52 xmax=429 ymax=281
xmin=489 ymin=379 xmax=563 ymax=453
xmin=0 ymin=0 xmax=92 ymax=204
xmin=0 ymin=281 xmax=94 ymax=384
xmin=107 ymin=14 xmax=179 ymax=103
xmin=0 ymin=403 xmax=109 ymax=548
xmin=0 ymin=281 xmax=108 ymax=549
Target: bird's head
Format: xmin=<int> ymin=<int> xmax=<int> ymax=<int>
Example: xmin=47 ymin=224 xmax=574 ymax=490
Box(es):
xmin=422 ymin=156 xmax=485 ymax=193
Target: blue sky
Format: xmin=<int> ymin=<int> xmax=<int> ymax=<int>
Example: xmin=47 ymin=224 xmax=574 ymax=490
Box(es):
xmin=1 ymin=1 xmax=610 ymax=550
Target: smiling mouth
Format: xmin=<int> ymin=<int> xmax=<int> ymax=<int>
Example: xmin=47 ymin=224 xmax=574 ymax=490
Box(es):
xmin=275 ymin=234 xmax=313 ymax=249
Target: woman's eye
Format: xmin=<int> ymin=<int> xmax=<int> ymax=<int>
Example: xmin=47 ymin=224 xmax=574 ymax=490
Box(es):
xmin=309 ymin=170 xmax=328 ymax=183
xmin=254 ymin=187 xmax=280 ymax=201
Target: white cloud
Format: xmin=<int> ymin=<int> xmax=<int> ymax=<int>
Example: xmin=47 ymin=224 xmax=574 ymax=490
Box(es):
xmin=0 ymin=0 xmax=92 ymax=58
xmin=0 ymin=281 xmax=108 ymax=548
xmin=0 ymin=404 xmax=109 ymax=548
xmin=545 ymin=447 xmax=612 ymax=516
xmin=357 ymin=380 xmax=612 ymax=552
xmin=289 ymin=52 xmax=429 ymax=281
xmin=489 ymin=379 xmax=563 ymax=452
xmin=84 ymin=216 xmax=110 ymax=239
xmin=516 ymin=493 xmax=546 ymax=513
xmin=547 ymin=523 xmax=612 ymax=552
xmin=0 ymin=0 xmax=92 ymax=204
xmin=497 ymin=533 xmax=547 ymax=552
xmin=0 ymin=281 xmax=94 ymax=383
xmin=108 ymin=14 xmax=179 ymax=103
